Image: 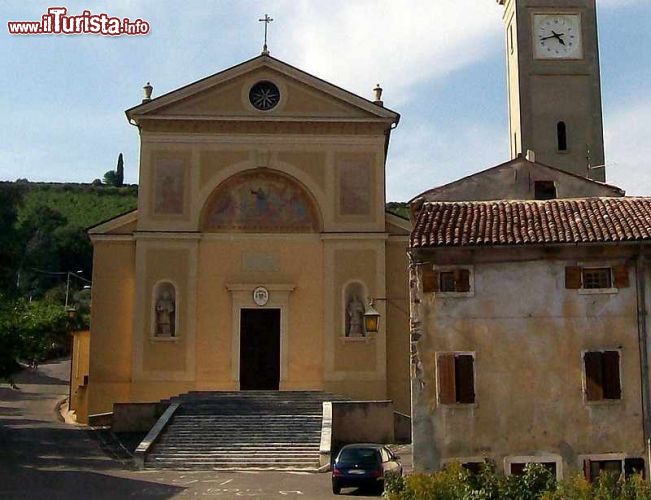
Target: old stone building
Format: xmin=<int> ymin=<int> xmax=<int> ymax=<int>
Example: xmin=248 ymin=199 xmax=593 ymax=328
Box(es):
xmin=407 ymin=0 xmax=651 ymax=480
xmin=76 ymin=54 xmax=411 ymax=423
xmin=409 ymin=198 xmax=651 ymax=478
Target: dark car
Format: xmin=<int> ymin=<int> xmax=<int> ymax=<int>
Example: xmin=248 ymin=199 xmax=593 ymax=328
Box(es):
xmin=332 ymin=443 xmax=402 ymax=495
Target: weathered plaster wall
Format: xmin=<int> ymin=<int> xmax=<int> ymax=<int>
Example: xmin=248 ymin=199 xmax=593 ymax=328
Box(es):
xmin=412 ymin=249 xmax=644 ymax=475
xmin=417 ymin=158 xmax=622 ymax=203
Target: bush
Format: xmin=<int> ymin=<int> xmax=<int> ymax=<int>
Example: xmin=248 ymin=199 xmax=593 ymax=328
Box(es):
xmin=384 ymin=463 xmax=651 ymax=500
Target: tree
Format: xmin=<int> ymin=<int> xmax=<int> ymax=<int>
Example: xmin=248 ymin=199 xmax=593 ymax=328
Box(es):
xmin=116 ymin=153 xmax=124 ymax=187
xmin=0 ymin=184 xmax=25 ymax=295
xmin=0 ymin=296 xmax=71 ymax=382
xmin=17 ymin=205 xmax=68 ymax=297
xmin=103 ymin=169 xmax=118 ymax=186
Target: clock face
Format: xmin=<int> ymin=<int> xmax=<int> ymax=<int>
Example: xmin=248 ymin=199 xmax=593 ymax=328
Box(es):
xmin=533 ymin=14 xmax=582 ymax=60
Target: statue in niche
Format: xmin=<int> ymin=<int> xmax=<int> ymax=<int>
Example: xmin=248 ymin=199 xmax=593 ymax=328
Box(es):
xmin=346 ymin=294 xmax=365 ymax=337
xmin=155 ymin=289 xmax=176 ymax=337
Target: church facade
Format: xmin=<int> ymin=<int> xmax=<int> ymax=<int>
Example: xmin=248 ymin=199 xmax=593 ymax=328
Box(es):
xmin=81 ymin=55 xmax=411 ymax=422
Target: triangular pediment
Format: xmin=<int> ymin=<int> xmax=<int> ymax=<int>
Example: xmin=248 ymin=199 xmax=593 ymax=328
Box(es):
xmin=88 ymin=209 xmax=137 ymax=236
xmin=410 ymin=157 xmax=625 ymax=203
xmin=126 ymin=55 xmax=399 ymax=123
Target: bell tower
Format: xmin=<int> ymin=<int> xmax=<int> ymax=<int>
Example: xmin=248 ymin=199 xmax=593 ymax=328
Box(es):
xmin=498 ymin=0 xmax=605 ymax=181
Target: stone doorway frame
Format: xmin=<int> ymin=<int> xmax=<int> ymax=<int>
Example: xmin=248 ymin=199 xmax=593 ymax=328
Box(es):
xmin=226 ymin=283 xmax=295 ymax=389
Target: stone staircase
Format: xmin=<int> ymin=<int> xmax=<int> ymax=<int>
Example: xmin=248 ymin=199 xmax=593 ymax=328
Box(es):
xmin=143 ymin=391 xmax=346 ymax=470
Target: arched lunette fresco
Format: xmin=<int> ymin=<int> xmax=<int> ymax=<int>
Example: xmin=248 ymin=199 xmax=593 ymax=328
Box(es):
xmin=201 ymin=169 xmax=321 ymax=233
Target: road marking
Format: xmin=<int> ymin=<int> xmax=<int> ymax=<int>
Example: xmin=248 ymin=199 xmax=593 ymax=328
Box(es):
xmin=279 ymin=491 xmax=304 ymax=495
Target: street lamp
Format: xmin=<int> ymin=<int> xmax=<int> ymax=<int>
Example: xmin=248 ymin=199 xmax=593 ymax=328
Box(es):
xmin=363 ymin=299 xmax=382 ymax=335
xmin=65 ymin=270 xmax=89 ymax=308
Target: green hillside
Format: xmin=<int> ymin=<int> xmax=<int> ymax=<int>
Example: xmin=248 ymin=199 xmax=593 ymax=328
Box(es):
xmin=16 ymin=183 xmax=138 ymax=229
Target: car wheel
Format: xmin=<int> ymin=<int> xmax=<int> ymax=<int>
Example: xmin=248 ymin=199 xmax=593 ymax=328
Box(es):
xmin=332 ymin=482 xmax=341 ymax=495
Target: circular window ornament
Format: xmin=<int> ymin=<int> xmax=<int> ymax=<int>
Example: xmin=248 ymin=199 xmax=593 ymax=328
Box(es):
xmin=253 ymin=286 xmax=270 ymax=306
xmin=249 ymin=81 xmax=280 ymax=111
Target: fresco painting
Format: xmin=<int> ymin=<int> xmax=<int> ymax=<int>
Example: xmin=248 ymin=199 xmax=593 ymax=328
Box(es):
xmin=154 ymin=158 xmax=185 ymax=215
xmin=203 ymin=171 xmax=319 ymax=232
xmin=338 ymin=159 xmax=371 ymax=216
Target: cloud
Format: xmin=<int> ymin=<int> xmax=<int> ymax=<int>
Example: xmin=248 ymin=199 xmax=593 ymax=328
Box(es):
xmin=604 ymin=98 xmax=651 ymax=196
xmin=270 ymin=0 xmax=503 ymax=104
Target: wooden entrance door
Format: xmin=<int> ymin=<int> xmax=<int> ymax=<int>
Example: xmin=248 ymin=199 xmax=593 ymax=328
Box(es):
xmin=239 ymin=308 xmax=281 ymax=390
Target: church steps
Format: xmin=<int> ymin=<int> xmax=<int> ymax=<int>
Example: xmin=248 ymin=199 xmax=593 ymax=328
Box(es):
xmin=143 ymin=390 xmax=348 ymax=470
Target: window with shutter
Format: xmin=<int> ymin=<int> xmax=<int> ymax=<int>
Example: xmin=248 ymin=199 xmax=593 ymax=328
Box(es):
xmin=439 ymin=271 xmax=456 ymax=292
xmin=613 ymin=265 xmax=630 ymax=288
xmin=455 ymin=355 xmax=475 ymax=404
xmin=433 ymin=267 xmax=473 ymax=295
xmin=438 ymin=353 xmax=475 ymax=404
xmin=438 ymin=354 xmax=456 ymax=404
xmin=602 ymin=351 xmax=621 ymax=399
xmin=565 ymin=266 xmax=582 ymax=289
xmin=584 ymin=352 xmax=604 ymax=401
xmin=582 ymin=268 xmax=612 ymax=289
xmin=586 ymin=459 xmax=623 ymax=481
xmin=422 ymin=267 xmax=438 ymax=293
xmin=455 ymin=269 xmax=471 ymax=293
xmin=584 ymin=351 xmax=621 ymax=401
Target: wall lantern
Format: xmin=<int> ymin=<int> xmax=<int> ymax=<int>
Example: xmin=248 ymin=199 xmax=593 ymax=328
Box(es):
xmin=364 ymin=300 xmax=381 ymax=335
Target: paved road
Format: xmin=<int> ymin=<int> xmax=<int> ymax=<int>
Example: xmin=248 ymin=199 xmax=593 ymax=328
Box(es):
xmin=0 ymin=359 xmax=388 ymax=499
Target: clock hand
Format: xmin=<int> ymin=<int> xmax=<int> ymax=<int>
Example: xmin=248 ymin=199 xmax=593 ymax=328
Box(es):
xmin=551 ymin=30 xmax=566 ymax=45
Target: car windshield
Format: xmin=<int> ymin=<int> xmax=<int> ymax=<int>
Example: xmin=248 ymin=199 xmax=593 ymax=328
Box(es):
xmin=337 ymin=448 xmax=379 ymax=465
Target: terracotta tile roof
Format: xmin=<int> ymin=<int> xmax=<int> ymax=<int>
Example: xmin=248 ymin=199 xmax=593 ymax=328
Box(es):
xmin=410 ymin=197 xmax=651 ymax=248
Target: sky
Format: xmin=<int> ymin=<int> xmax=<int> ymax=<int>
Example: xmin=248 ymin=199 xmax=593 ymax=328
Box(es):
xmin=1 ymin=0 xmax=650 ymax=202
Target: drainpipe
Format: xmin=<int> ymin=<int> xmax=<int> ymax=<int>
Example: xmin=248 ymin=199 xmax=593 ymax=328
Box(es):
xmin=635 ymin=249 xmax=651 ymax=476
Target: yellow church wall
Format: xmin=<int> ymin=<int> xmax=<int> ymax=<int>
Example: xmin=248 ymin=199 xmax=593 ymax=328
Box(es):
xmin=385 ymin=239 xmax=411 ymax=414
xmin=87 ymin=241 xmax=135 ymax=415
xmin=194 ymin=237 xmax=324 ymax=390
xmin=139 ymin=138 xmax=386 ymax=235
xmin=322 ymin=240 xmax=389 ymax=401
xmin=199 ymin=150 xmax=250 ymax=187
xmin=69 ymin=330 xmax=90 ymax=423
xmin=131 ymin=239 xmax=198 ymax=387
xmin=276 ymin=151 xmax=327 ymax=191
xmin=141 ymin=247 xmax=190 ymax=373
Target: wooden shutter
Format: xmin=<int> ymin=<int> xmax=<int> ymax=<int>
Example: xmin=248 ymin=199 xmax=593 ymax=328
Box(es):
xmin=422 ymin=267 xmax=439 ymax=293
xmin=455 ymin=355 xmax=475 ymax=404
xmin=583 ymin=459 xmax=593 ymax=481
xmin=584 ymin=352 xmax=604 ymax=401
xmin=565 ymin=266 xmax=582 ymax=289
xmin=614 ymin=265 xmax=630 ymax=288
xmin=438 ymin=354 xmax=456 ymax=404
xmin=602 ymin=351 xmax=621 ymax=399
xmin=455 ymin=269 xmax=471 ymax=293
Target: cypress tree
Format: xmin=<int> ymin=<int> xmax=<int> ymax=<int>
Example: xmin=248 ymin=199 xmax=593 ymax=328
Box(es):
xmin=116 ymin=153 xmax=124 ymax=187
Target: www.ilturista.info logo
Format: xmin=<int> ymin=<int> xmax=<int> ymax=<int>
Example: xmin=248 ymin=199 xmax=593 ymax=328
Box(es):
xmin=7 ymin=7 xmax=150 ymax=36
